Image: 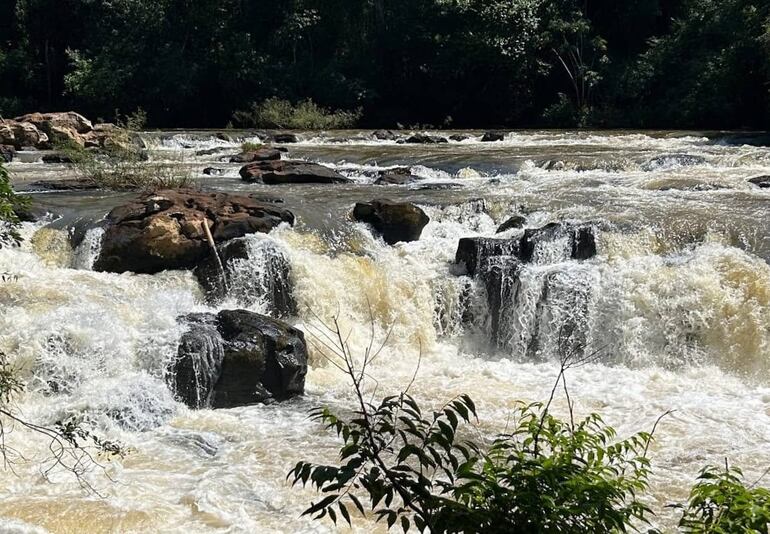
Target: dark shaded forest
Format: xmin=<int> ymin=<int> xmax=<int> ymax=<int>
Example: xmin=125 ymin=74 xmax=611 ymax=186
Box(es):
xmin=1 ymin=0 xmax=768 ymax=129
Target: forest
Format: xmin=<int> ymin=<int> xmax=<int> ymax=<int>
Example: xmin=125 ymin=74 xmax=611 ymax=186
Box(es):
xmin=1 ymin=0 xmax=768 ymax=129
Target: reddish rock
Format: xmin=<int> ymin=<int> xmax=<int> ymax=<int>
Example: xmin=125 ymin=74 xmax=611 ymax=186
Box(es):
xmin=94 ymin=189 xmax=294 ymax=274
xmin=240 ymin=160 xmax=350 ymax=184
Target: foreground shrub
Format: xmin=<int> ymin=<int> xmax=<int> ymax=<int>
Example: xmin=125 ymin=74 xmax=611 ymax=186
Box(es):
xmin=677 ymin=463 xmax=770 ymax=533
xmin=233 ymin=98 xmax=361 ymax=129
xmin=289 ymin=321 xmax=659 ymax=533
xmin=0 ymin=161 xmax=29 ymax=247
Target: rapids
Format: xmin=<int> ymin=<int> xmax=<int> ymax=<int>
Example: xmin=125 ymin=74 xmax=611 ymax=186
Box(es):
xmin=1 ymin=130 xmax=770 ymax=532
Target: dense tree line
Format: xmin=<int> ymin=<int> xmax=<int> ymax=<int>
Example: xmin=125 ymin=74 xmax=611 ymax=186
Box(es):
xmin=0 ymin=0 xmax=768 ymax=128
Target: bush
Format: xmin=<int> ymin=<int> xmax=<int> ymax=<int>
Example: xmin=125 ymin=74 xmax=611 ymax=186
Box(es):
xmin=233 ymin=98 xmax=362 ymax=129
xmin=0 ymin=161 xmax=30 ymax=247
xmin=677 ymin=463 xmax=770 ymax=533
xmin=60 ymin=112 xmax=191 ymax=191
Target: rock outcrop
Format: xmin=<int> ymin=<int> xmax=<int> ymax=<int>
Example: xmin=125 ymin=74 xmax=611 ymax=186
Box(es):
xmin=240 ymin=160 xmax=350 ymax=184
xmin=172 ymin=310 xmax=307 ymax=409
xmin=0 ymin=112 xmax=120 ymax=150
xmin=94 ymin=189 xmax=294 ymax=274
xmin=353 ymin=199 xmax=430 ymax=244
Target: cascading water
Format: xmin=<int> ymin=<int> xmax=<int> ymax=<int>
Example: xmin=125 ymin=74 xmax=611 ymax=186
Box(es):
xmin=1 ymin=130 xmax=770 ymax=532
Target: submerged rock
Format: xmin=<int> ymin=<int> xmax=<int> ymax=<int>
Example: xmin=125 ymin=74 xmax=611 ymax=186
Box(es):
xmin=449 ymin=134 xmax=471 ymax=142
xmin=202 ymin=166 xmax=224 ymax=175
xmin=748 ymin=175 xmax=770 ymax=188
xmin=229 ymin=147 xmax=282 ymax=163
xmin=372 ymin=130 xmax=398 ymax=141
xmin=403 ymin=133 xmax=448 ymax=144
xmin=94 ymin=189 xmax=294 ymax=274
xmin=353 ymin=199 xmax=430 ymax=244
xmin=29 ymin=178 xmax=99 ymax=191
xmin=171 ymin=310 xmax=308 ymax=409
xmin=194 ymin=237 xmax=297 ymax=317
xmin=374 ymin=167 xmax=421 ymax=186
xmin=496 ymin=215 xmax=526 ymax=233
xmin=641 ymin=154 xmax=706 ymax=171
xmin=270 ymin=133 xmax=299 ymax=144
xmin=240 ymin=160 xmax=350 ymax=184
xmin=481 ymin=131 xmax=505 ymax=142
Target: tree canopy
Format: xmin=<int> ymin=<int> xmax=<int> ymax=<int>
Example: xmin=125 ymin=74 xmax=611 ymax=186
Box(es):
xmin=1 ymin=0 xmax=768 ymax=128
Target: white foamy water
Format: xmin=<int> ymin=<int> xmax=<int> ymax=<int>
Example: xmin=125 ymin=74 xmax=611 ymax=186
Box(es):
xmin=1 ymin=130 xmax=770 ymax=533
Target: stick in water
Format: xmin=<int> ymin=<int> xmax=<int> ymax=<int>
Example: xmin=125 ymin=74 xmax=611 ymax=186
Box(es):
xmin=201 ymin=218 xmax=229 ymax=292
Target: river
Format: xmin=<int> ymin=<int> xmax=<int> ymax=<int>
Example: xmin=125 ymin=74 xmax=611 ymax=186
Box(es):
xmin=1 ymin=129 xmax=769 ymax=532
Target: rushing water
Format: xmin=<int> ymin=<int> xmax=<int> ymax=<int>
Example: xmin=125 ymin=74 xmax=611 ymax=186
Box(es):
xmin=1 ymin=130 xmax=770 ymax=532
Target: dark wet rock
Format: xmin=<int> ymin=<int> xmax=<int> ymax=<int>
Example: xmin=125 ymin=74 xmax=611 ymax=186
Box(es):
xmin=195 ymin=147 xmax=231 ymax=156
xmin=202 ymin=167 xmax=224 ymax=176
xmin=455 ymin=237 xmax=522 ymax=276
xmin=171 ymin=310 xmax=307 ymax=409
xmin=520 ymin=222 xmax=596 ymax=262
xmin=482 ymin=255 xmax=522 ymax=342
xmin=29 ymin=178 xmax=100 ymax=191
xmin=270 ymin=133 xmax=299 ymax=144
xmin=456 ymin=222 xmax=596 ymax=276
xmin=481 ymin=131 xmax=505 ymax=142
xmin=748 ymin=175 xmax=770 ymax=188
xmin=641 ymin=154 xmax=706 ymax=171
xmin=0 ymin=144 xmax=14 ymax=162
xmin=240 ymin=159 xmax=350 ymax=184
xmin=404 ymin=133 xmax=448 ymax=144
xmin=173 ymin=313 xmax=224 ymax=409
xmin=353 ymin=199 xmax=429 ymax=245
xmin=374 ymin=167 xmax=421 ymax=186
xmin=449 ymin=134 xmax=471 ymax=142
xmin=194 ymin=237 xmax=296 ymax=317
xmin=41 ymin=153 xmax=73 ymax=164
xmin=496 ymin=215 xmax=526 ymax=233
xmin=372 ymin=130 xmax=398 ymax=141
xmin=229 ymin=148 xmax=282 ymax=163
xmin=94 ymin=189 xmax=294 ymax=274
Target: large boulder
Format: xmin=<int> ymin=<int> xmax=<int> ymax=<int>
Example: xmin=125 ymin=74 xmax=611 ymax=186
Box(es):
xmin=15 ymin=111 xmax=93 ymax=135
xmin=94 ymin=189 xmax=294 ymax=274
xmin=748 ymin=175 xmax=770 ymax=188
xmin=353 ymin=199 xmax=430 ymax=244
xmin=194 ymin=236 xmax=297 ymax=317
xmin=240 ymin=160 xmax=350 ymax=184
xmin=229 ymin=147 xmax=282 ymax=163
xmin=10 ymin=121 xmax=48 ymax=149
xmin=171 ymin=310 xmax=307 ymax=409
xmin=270 ymin=133 xmax=299 ymax=144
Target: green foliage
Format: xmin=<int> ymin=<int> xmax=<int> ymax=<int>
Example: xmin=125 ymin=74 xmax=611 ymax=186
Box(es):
xmin=0 ymin=0 xmax=768 ymax=127
xmin=677 ymin=463 xmax=770 ymax=533
xmin=240 ymin=141 xmax=263 ymax=153
xmin=233 ymin=98 xmax=362 ymax=130
xmin=291 ymin=394 xmax=656 ymax=533
xmin=0 ymin=162 xmax=30 ymax=247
